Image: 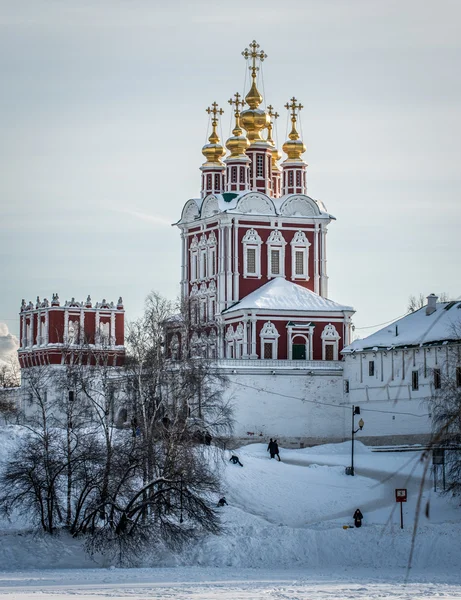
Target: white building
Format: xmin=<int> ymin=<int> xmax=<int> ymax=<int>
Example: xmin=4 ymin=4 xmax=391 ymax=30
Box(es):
xmin=342 ymin=295 xmax=461 ymax=445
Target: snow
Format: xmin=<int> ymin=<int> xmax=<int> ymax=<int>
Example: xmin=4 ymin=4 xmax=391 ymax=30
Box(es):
xmin=344 ymin=301 xmax=461 ymax=352
xmin=223 ymin=278 xmax=354 ymax=314
xmin=0 ymin=427 xmax=460 ymax=598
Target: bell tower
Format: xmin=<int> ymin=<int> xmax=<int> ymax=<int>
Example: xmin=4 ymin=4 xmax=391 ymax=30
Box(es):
xmin=200 ymin=102 xmax=226 ymax=198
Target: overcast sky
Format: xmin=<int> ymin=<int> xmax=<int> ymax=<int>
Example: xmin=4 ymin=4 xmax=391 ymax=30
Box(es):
xmin=1 ymin=0 xmax=460 ymax=355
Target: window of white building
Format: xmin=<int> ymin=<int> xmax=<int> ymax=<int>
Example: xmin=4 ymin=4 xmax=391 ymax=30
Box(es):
xmin=412 ymin=370 xmax=419 ymax=391
xmin=242 ymin=228 xmax=262 ymax=278
xmin=189 ymin=235 xmax=199 ymax=282
xmin=290 ymin=230 xmax=310 ymax=280
xmin=321 ymin=323 xmax=340 ymax=361
xmin=260 ymin=321 xmax=280 ymax=360
xmin=267 ymin=229 xmax=286 ymax=278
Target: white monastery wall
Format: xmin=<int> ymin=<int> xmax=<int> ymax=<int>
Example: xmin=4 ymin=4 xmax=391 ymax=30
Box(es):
xmin=223 ymin=369 xmax=346 ymax=446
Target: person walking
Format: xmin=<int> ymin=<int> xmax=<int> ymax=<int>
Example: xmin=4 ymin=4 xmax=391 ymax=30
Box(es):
xmin=353 ymin=508 xmax=363 ymax=528
xmin=273 ymin=439 xmax=281 ymax=461
xmin=267 ymin=438 xmax=275 ymax=459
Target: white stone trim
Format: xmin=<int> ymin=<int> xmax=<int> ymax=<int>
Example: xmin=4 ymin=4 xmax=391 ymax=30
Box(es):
xmin=242 ymin=228 xmax=262 ymax=278
xmin=290 ymin=230 xmax=311 ymax=280
xmin=321 ymin=323 xmax=340 ymax=361
xmin=260 ymin=321 xmax=280 ymax=359
xmin=267 ymin=229 xmax=286 ymax=278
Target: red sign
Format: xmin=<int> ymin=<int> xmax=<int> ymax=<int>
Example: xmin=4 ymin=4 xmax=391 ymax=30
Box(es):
xmin=395 ymin=488 xmax=407 ymax=502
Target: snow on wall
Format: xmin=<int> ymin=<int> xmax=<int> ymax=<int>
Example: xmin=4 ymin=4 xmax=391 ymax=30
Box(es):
xmin=223 ymin=371 xmax=346 ymax=444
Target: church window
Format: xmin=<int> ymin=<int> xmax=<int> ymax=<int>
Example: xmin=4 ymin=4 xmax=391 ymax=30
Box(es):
xmin=295 ymin=251 xmax=304 ymax=275
xmin=214 ymin=173 xmax=220 ymax=190
xmin=296 ymin=170 xmax=302 ymax=188
xmin=256 ymin=154 xmax=264 ymax=178
xmin=369 ymin=361 xmax=375 ymax=376
xmin=271 ymin=249 xmax=280 ymax=275
xmin=208 ymin=247 xmax=216 ymax=277
xmin=209 ymin=296 xmax=216 ymax=321
xmin=267 ymin=229 xmax=286 ymax=278
xmin=99 ymin=321 xmax=110 ymax=346
xmin=434 ymin=368 xmax=441 ymax=389
xmin=321 ymin=323 xmax=340 ymax=361
xmin=247 ymin=248 xmax=256 ymax=274
xmin=260 ymin=321 xmax=279 ymax=360
xmin=206 ymin=174 xmax=212 ymax=190
xmin=240 ymin=166 xmax=245 ymax=183
xmin=242 ymin=228 xmax=262 ymax=278
xmin=412 ymin=370 xmax=419 ymax=391
xmin=288 ymin=170 xmax=294 ymax=187
xmin=344 ymin=380 xmax=350 ymax=394
xmin=231 ymin=167 xmax=237 ymax=183
xmin=200 ymin=298 xmax=207 ymax=323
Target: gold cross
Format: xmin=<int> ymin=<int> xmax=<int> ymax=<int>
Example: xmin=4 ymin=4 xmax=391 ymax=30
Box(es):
xmin=228 ymin=92 xmax=244 ymax=117
xmin=267 ymin=105 xmax=279 ymax=121
xmin=206 ymin=102 xmax=224 ymax=124
xmin=285 ymin=97 xmax=303 ymax=120
xmin=242 ymin=40 xmax=267 ymax=80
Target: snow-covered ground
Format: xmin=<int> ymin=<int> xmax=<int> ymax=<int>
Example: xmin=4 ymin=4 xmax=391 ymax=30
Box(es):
xmin=0 ymin=426 xmax=460 ymax=598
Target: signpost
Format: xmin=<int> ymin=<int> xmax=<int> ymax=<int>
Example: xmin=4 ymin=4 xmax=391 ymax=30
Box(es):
xmin=395 ymin=488 xmax=407 ymax=529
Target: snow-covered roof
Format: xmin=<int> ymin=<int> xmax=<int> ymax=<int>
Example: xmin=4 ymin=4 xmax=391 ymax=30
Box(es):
xmin=175 ymin=191 xmax=333 ymax=225
xmin=222 ymin=278 xmax=354 ymax=314
xmin=343 ymin=301 xmax=461 ymax=353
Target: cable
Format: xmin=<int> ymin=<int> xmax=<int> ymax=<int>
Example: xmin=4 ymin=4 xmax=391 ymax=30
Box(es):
xmin=260 ymin=62 xmax=267 ymax=110
xmin=354 ymin=312 xmax=409 ymax=330
xmin=231 ymin=379 xmax=430 ymax=417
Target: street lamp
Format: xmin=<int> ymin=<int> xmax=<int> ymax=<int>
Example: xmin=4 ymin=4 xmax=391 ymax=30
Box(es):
xmin=347 ymin=405 xmax=364 ymax=476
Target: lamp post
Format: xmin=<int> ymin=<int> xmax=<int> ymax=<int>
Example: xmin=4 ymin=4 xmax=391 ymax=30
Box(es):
xmin=349 ymin=405 xmax=364 ymax=476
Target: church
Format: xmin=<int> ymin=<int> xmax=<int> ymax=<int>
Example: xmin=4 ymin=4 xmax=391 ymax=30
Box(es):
xmin=170 ymin=41 xmax=355 ymax=445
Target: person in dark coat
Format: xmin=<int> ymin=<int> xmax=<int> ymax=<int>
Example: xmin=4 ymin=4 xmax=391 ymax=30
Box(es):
xmin=353 ymin=508 xmax=363 ymax=527
xmin=273 ymin=439 xmax=281 ymax=461
xmin=217 ymin=497 xmax=227 ymax=507
xmin=267 ymin=438 xmax=275 ymax=459
xmin=229 ymin=455 xmax=243 ymax=467
xmin=204 ymin=431 xmax=212 ymax=446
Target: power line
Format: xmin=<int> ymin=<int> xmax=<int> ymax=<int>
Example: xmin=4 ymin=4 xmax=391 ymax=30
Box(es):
xmin=231 ymin=379 xmax=430 ymax=418
xmin=354 ymin=312 xmax=409 ymax=331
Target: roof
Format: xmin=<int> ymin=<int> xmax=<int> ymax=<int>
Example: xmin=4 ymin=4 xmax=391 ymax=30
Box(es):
xmin=343 ymin=301 xmax=461 ymax=353
xmin=222 ymin=278 xmax=354 ymax=314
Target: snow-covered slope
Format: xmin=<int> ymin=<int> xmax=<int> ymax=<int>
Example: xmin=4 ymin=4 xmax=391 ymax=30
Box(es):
xmin=0 ymin=427 xmax=459 ymax=574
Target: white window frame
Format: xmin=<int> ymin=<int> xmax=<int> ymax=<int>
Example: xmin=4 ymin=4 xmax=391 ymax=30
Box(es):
xmin=260 ymin=321 xmax=280 ymax=360
xmin=189 ymin=235 xmax=199 ymax=282
xmin=267 ymin=229 xmax=286 ymax=279
xmin=321 ymin=323 xmax=340 ymax=361
xmin=290 ymin=230 xmax=310 ymax=281
xmin=242 ymin=228 xmax=262 ymax=278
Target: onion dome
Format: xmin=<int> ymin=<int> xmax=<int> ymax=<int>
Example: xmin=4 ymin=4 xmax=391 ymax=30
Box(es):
xmin=240 ymin=41 xmax=271 ymax=143
xmin=202 ymin=102 xmax=225 ymax=165
xmin=266 ymin=105 xmax=282 ymax=169
xmin=226 ymin=92 xmax=250 ymax=158
xmin=282 ymin=96 xmax=306 ymax=162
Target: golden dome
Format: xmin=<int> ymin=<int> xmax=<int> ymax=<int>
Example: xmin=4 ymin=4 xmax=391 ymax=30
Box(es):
xmin=226 ymin=92 xmax=250 ymax=159
xmin=202 ymin=102 xmax=225 ymax=165
xmin=282 ymin=97 xmax=306 ymax=162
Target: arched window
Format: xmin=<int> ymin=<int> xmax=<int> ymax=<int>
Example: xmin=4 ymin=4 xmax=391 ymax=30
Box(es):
xmin=267 ymin=229 xmax=286 ymax=278
xmin=321 ymin=323 xmax=340 ymax=361
xmin=225 ymin=325 xmax=235 ymax=359
xmin=242 ymin=228 xmax=262 ymax=278
xmin=288 ymin=170 xmax=294 ymax=187
xmin=260 ymin=321 xmax=280 ymax=360
xmin=291 ymin=334 xmax=309 ymax=360
xmin=290 ymin=230 xmax=311 ymax=280
xmin=231 ymin=166 xmax=237 ymax=183
xmin=296 ymin=170 xmax=302 ymax=188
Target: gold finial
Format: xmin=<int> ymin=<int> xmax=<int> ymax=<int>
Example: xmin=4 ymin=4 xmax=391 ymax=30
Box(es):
xmin=226 ymin=92 xmax=250 ymax=158
xmin=282 ymin=97 xmax=306 ymax=161
xmin=242 ymin=40 xmax=267 ymax=109
xmin=267 ymin=105 xmax=281 ymax=169
xmin=202 ymin=102 xmax=225 ymax=165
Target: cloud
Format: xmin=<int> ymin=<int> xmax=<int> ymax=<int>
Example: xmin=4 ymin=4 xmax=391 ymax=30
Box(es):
xmin=0 ymin=323 xmax=19 ymax=363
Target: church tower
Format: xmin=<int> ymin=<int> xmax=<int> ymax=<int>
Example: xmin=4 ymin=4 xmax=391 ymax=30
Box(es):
xmin=173 ymin=41 xmax=354 ymax=364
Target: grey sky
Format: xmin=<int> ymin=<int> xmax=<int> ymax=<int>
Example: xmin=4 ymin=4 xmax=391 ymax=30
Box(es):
xmin=1 ymin=0 xmax=460 ymax=341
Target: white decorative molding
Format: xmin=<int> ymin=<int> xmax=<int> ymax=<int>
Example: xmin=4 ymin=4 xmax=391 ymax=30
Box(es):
xmin=321 ymin=323 xmax=340 ymax=340
xmin=267 ymin=229 xmax=287 ymax=245
xmin=290 ymin=230 xmax=311 ymax=281
xmin=225 ymin=325 xmax=235 ymax=341
xmin=280 ymin=195 xmax=320 ymax=217
xmin=181 ymin=199 xmax=200 ymax=222
xmin=236 ymin=193 xmax=276 ymax=215
xmin=260 ymin=321 xmax=280 ymax=338
xmin=235 ymin=322 xmax=244 ymax=339
xmin=208 ymin=230 xmax=217 ymax=245
xmin=242 ymin=228 xmax=262 ymax=244
xmin=201 ymin=195 xmax=220 ymax=218
xmin=190 ymin=235 xmax=199 ymax=250
xmin=321 ymin=323 xmax=340 ymax=361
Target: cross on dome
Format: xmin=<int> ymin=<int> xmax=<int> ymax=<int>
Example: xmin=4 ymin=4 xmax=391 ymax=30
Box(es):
xmin=228 ymin=92 xmax=244 ymax=117
xmin=242 ymin=40 xmax=267 ymax=81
